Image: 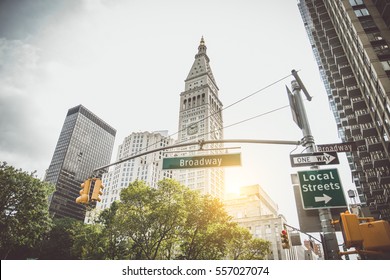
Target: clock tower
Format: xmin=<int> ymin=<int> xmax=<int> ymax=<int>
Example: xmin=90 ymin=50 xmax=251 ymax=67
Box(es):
xmin=176 ymin=37 xmax=224 ymax=199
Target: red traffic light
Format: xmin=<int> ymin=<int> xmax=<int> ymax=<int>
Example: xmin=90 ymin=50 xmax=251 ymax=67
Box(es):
xmin=281 ymin=229 xmax=290 ymax=249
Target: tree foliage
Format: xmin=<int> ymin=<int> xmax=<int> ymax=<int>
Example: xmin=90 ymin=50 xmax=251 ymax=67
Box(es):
xmin=0 ymin=162 xmax=54 ymax=259
xmin=179 ymin=192 xmax=236 ymax=259
xmin=110 ymin=178 xmax=270 ymax=260
xmin=38 ymin=217 xmax=80 ymax=259
xmin=70 ymin=221 xmax=106 ymax=259
xmin=116 ymin=179 xmax=187 ymax=259
xmin=226 ymin=226 xmax=271 ymax=260
xmin=4 ymin=174 xmax=270 ymax=260
xmin=96 ymin=201 xmax=131 ymax=259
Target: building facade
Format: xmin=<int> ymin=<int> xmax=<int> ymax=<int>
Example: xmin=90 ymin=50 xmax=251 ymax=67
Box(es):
xmin=303 ymin=240 xmax=323 ymax=259
xmin=298 ymin=0 xmax=390 ymax=221
xmin=45 ymin=104 xmax=116 ymax=221
xmin=224 ymin=185 xmax=303 ymax=260
xmin=175 ymin=37 xmax=225 ymax=199
xmin=84 ymin=130 xmax=174 ymax=223
xmin=97 ymin=130 xmax=174 ymax=210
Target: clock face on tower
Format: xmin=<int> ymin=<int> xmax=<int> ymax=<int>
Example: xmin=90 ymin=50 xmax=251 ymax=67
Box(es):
xmin=187 ymin=123 xmax=198 ymax=135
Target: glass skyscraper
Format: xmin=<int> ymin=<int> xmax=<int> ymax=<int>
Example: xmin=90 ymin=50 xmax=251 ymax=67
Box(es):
xmin=45 ymin=104 xmax=116 ymax=221
xmin=298 ymin=0 xmax=390 ymax=221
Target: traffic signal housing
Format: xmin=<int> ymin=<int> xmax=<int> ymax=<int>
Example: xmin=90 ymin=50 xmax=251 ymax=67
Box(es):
xmin=76 ymin=179 xmax=91 ymax=204
xmin=336 ymin=211 xmax=390 ymax=259
xmin=91 ymin=178 xmax=104 ymax=202
xmin=359 ymin=220 xmax=390 ymax=252
xmin=281 ymin=229 xmax=290 ymax=249
xmin=339 ymin=211 xmax=363 ymax=249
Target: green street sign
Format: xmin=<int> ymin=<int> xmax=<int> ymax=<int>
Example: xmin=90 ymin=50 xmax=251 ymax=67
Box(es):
xmin=162 ymin=153 xmax=241 ymax=169
xmin=297 ymin=168 xmax=347 ymax=210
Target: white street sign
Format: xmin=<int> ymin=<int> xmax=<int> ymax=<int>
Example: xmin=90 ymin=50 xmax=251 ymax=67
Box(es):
xmin=290 ymin=152 xmax=339 ymax=167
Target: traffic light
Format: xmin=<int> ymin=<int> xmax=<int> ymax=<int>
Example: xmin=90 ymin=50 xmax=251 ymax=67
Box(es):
xmin=359 ymin=220 xmax=390 ymax=252
xmin=76 ymin=179 xmax=91 ymax=204
xmin=91 ymin=178 xmax=104 ymax=202
xmin=339 ymin=211 xmax=363 ymax=249
xmin=281 ymin=229 xmax=290 ymax=249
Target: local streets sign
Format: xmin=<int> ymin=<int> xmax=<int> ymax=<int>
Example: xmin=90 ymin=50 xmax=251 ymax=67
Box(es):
xmin=297 ymin=169 xmax=347 ymax=209
xmin=290 ymin=152 xmax=339 ymax=167
xmin=162 ymin=153 xmax=241 ymax=170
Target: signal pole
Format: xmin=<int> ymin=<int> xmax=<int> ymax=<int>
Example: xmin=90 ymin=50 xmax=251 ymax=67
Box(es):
xmin=290 ymin=70 xmax=341 ymax=260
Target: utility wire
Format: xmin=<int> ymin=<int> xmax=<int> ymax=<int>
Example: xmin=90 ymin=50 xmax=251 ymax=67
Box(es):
xmin=222 ymin=105 xmax=290 ymax=131
xmin=170 ymin=72 xmax=293 ymax=141
xmin=109 ymin=72 xmax=294 ymax=169
xmin=190 ymin=104 xmax=291 ymax=145
xmin=170 ymin=104 xmax=292 ymax=157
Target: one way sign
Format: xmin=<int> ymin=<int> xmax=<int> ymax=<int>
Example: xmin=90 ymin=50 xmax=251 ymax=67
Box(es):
xmin=290 ymin=152 xmax=339 ymax=167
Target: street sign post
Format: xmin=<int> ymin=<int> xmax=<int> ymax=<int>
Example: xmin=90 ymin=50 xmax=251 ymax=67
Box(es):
xmin=297 ymin=168 xmax=347 ymax=210
xmin=290 ymin=152 xmax=339 ymax=167
xmin=162 ymin=153 xmax=241 ymax=170
xmin=289 ymin=70 xmax=341 ymax=259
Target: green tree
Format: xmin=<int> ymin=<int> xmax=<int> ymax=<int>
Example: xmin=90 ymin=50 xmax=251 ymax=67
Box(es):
xmin=243 ymin=238 xmax=271 ymax=260
xmin=38 ymin=217 xmax=81 ymax=259
xmin=116 ymin=179 xmax=187 ymax=259
xmin=179 ymin=192 xmax=234 ymax=259
xmin=96 ymin=201 xmax=132 ymax=259
xmin=0 ymin=162 xmax=53 ymax=259
xmin=70 ymin=222 xmax=106 ymax=259
xmin=227 ymin=226 xmax=271 ymax=260
xmin=65 ymin=178 xmax=271 ymax=260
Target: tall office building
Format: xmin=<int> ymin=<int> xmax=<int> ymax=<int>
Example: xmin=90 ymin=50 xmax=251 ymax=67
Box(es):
xmin=175 ymin=37 xmax=225 ymax=199
xmin=45 ymin=104 xmax=116 ymax=221
xmin=298 ymin=0 xmax=390 ymax=221
xmin=94 ymin=130 xmax=174 ymax=210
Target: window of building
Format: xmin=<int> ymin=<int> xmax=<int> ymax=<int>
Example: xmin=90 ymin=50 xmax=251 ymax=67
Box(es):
xmin=381 ymin=60 xmax=390 ymax=71
xmin=373 ymin=44 xmax=390 ymax=57
xmin=360 ymin=18 xmax=378 ymax=31
xmin=354 ymin=8 xmax=369 ymax=17
xmin=349 ymin=0 xmax=364 ymax=7
xmin=255 ymin=226 xmax=262 ymax=236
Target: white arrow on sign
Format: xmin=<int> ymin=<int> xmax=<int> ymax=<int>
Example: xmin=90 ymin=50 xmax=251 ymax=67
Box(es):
xmin=314 ymin=194 xmax=332 ymax=204
xmin=292 ymin=152 xmax=336 ymax=165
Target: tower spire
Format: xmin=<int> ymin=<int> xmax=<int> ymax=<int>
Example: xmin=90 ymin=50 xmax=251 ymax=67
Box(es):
xmin=200 ymin=36 xmax=205 ymax=45
xmin=186 ymin=36 xmax=217 ymax=87
xmin=198 ymin=36 xmax=207 ymax=54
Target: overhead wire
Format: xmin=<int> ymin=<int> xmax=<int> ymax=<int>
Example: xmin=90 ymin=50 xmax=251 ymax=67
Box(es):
xmin=108 ymin=72 xmax=294 ymax=169
xmin=167 ymin=104 xmax=292 ymax=156
xmin=172 ymin=71 xmax=294 ymax=143
xmin=194 ymin=104 xmax=291 ymax=144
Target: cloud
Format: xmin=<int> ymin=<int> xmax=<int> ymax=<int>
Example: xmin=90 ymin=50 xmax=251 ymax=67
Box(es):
xmin=0 ymin=0 xmax=86 ymax=39
xmin=0 ymin=38 xmax=52 ymax=174
xmin=0 ymin=0 xmax=121 ymax=176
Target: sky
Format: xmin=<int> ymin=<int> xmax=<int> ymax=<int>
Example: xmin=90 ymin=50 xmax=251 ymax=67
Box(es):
xmin=0 ymin=0 xmax=356 ymax=231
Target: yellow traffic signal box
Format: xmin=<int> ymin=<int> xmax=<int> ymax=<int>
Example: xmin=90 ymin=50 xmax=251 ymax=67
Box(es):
xmin=91 ymin=178 xmax=104 ymax=202
xmin=340 ymin=211 xmax=363 ymax=249
xmin=76 ymin=179 xmax=91 ymax=204
xmin=359 ymin=220 xmax=390 ymax=251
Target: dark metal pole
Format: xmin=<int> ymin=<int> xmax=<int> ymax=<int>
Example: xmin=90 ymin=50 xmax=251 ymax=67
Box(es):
xmin=291 ymin=73 xmax=341 ymax=260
